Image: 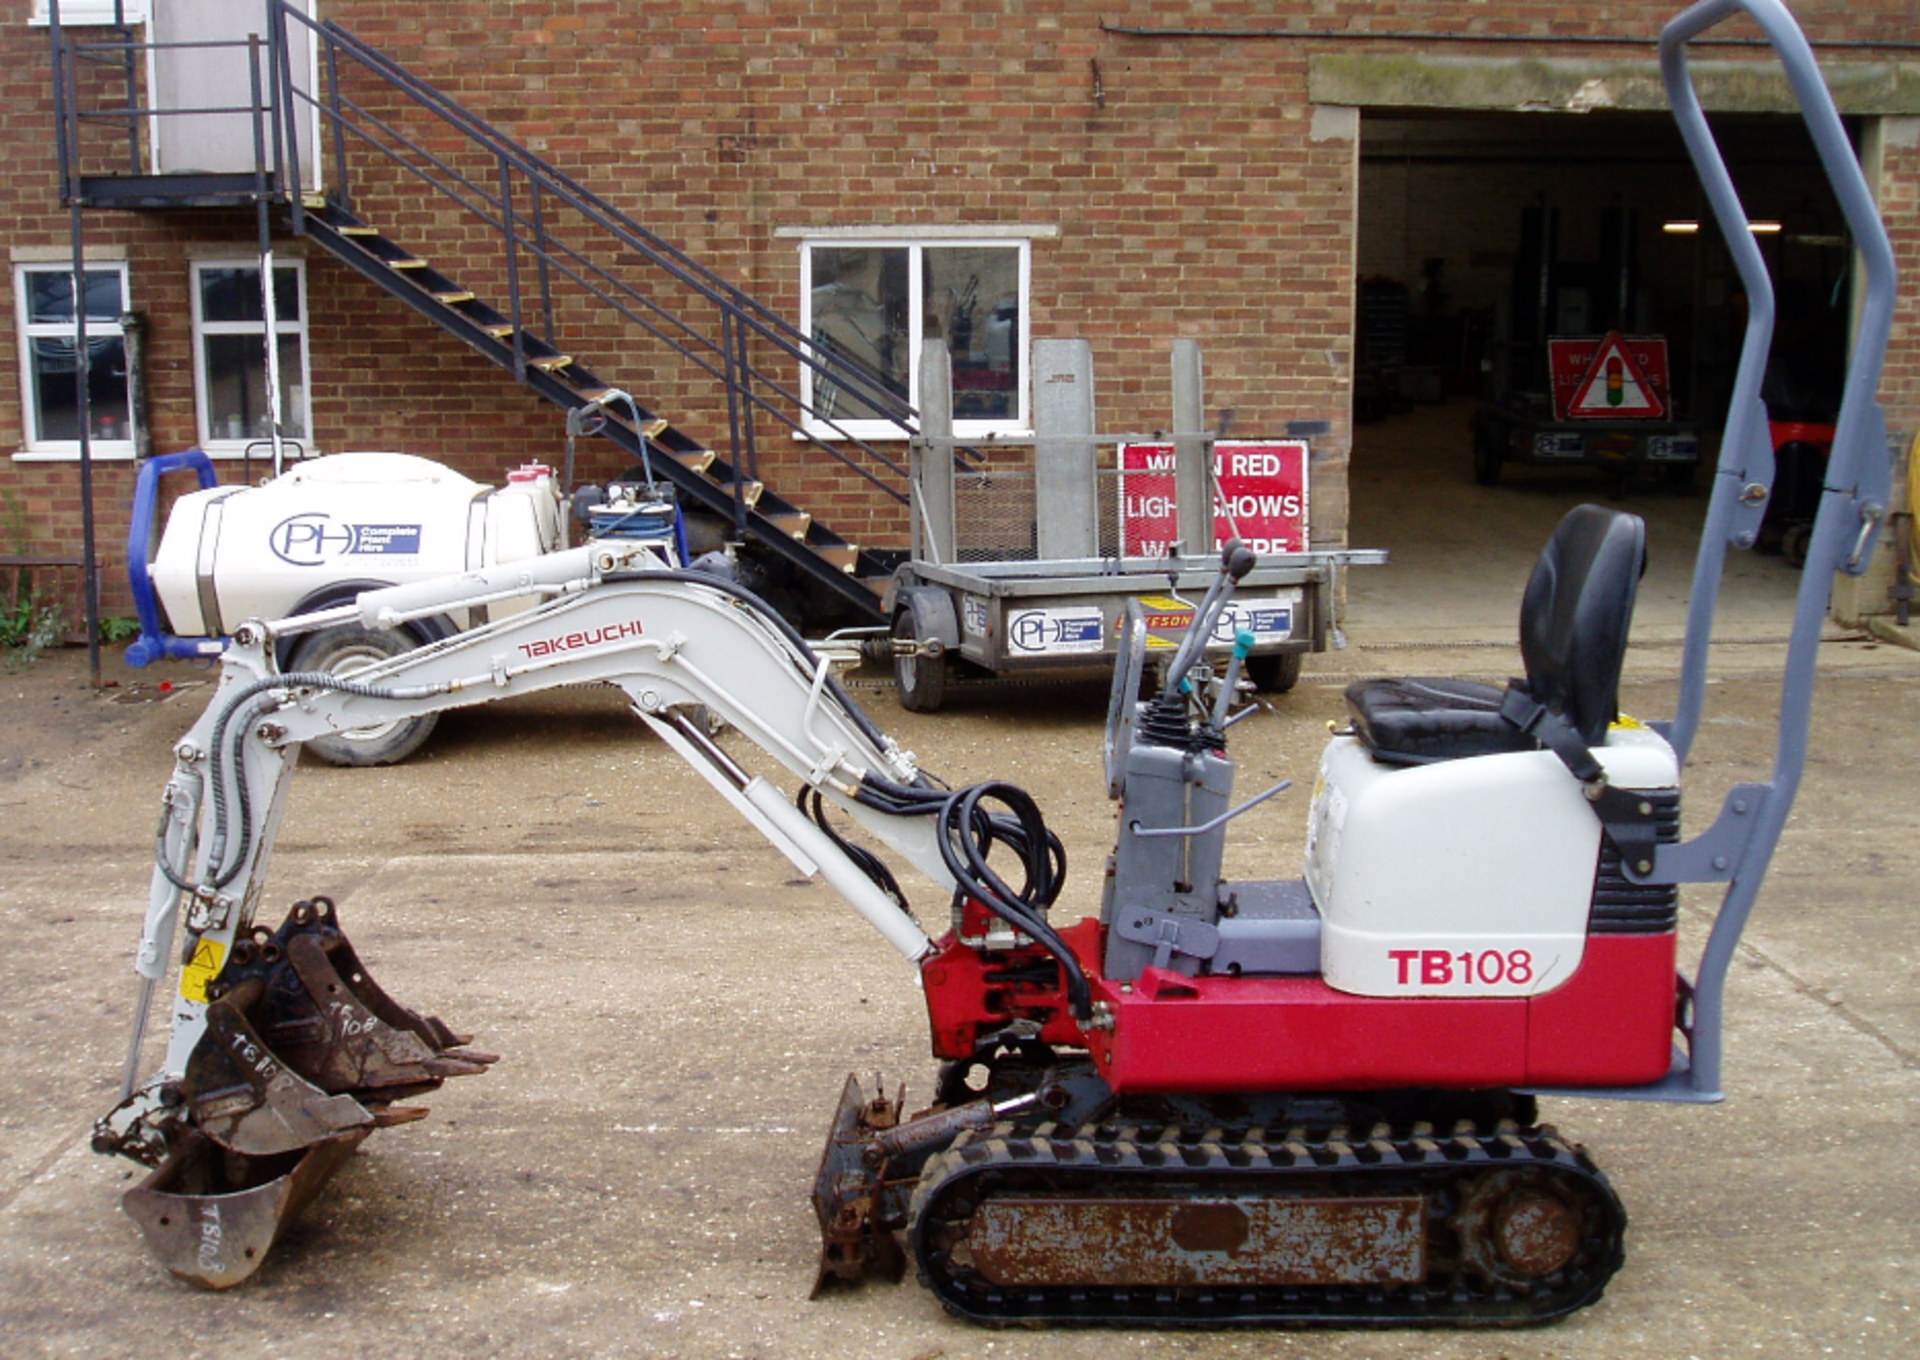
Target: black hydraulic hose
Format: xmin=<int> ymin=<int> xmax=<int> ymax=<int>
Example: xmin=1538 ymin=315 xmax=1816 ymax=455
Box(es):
xmin=799 ymin=786 xmax=912 ymax=918
xmin=935 ymin=781 xmax=1089 ymax=1021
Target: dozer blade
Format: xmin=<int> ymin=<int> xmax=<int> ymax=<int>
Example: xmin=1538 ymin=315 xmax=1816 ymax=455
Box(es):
xmin=122 ymin=1127 xmax=367 ymax=1289
xmin=182 ymin=976 xmax=375 ymax=1156
xmin=810 ymin=1075 xmax=906 ymax=1295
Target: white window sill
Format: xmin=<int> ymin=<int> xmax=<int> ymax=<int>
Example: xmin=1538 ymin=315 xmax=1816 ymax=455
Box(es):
xmin=799 ymin=425 xmax=1033 ymax=443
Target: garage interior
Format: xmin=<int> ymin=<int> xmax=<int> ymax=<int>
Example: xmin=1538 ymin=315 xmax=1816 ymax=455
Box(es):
xmin=1345 ymin=106 xmax=1852 ymax=648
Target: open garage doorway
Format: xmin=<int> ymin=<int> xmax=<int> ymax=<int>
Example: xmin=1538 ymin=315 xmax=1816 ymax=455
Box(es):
xmin=1345 ymin=107 xmax=1853 ymax=647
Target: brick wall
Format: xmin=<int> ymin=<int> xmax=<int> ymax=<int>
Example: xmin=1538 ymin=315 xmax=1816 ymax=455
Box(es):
xmin=4 ymin=1 xmax=1917 ymax=632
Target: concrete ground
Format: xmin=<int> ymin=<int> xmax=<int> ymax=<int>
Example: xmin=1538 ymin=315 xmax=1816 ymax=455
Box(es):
xmin=2 ymin=402 xmax=1916 ymax=1358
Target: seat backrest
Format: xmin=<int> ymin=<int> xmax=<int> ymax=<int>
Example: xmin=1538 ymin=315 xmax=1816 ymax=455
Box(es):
xmin=1518 ymin=504 xmax=1646 ymax=746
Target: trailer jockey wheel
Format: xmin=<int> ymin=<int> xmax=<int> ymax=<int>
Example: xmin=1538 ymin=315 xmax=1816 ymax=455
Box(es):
xmin=287 ymin=624 xmax=439 ymax=766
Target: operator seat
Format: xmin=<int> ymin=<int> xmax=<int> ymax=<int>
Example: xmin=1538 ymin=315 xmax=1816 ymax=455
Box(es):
xmin=1345 ymin=504 xmax=1646 ymax=767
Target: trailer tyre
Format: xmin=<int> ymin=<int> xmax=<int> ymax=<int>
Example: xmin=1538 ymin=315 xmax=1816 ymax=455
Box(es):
xmin=893 ymin=609 xmax=948 ymax=713
xmin=1472 ymin=426 xmax=1505 ymax=486
xmin=288 ymin=624 xmax=439 ymax=766
xmin=1246 ymin=650 xmax=1303 ymax=694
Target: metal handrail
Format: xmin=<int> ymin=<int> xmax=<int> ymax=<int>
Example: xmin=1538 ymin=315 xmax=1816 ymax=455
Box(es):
xmin=274 ymin=7 xmax=918 ymax=501
xmin=49 ymin=0 xmax=921 ymax=519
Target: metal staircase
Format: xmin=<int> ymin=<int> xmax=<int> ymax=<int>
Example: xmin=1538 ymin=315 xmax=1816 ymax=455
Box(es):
xmin=48 ymin=2 xmax=916 ymax=626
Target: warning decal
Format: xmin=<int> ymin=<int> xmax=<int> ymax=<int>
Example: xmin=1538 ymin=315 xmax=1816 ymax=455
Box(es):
xmin=180 ymin=939 xmax=226 ymax=1003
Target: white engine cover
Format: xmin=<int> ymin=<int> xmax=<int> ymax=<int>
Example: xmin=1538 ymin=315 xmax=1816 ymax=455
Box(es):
xmin=1304 ymin=722 xmax=1679 ymax=998
xmin=150 ymin=453 xmax=561 ymax=636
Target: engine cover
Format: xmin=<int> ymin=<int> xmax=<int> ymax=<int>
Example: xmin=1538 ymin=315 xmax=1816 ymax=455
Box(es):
xmin=1304 ymin=723 xmax=1679 ymax=998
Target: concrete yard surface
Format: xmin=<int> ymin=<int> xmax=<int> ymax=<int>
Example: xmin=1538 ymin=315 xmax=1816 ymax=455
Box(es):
xmin=0 ymin=627 xmax=1916 ymax=1360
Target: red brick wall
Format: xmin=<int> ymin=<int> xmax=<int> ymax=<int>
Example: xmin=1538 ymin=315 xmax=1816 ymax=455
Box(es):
xmin=4 ymin=2 xmax=1917 ymax=630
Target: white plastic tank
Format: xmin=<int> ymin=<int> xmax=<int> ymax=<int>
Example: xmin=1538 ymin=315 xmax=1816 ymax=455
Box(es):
xmin=149 ymin=452 xmax=562 ymax=636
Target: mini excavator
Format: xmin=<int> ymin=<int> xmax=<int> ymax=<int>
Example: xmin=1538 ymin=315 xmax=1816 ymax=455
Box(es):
xmin=93 ymin=0 xmax=1898 ymax=1327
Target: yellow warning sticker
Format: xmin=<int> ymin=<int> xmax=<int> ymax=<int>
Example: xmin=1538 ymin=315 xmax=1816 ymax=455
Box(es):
xmin=180 ymin=939 xmax=225 ymax=1003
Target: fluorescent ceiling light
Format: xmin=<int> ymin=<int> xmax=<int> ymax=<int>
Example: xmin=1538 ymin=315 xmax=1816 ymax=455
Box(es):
xmin=1662 ymin=220 xmax=1700 ymax=234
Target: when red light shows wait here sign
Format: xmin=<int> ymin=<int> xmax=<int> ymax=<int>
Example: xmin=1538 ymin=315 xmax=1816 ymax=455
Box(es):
xmin=1119 ymin=440 xmax=1309 ymax=558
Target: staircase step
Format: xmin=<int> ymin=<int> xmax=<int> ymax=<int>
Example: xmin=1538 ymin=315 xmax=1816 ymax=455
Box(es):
xmin=813 ymin=544 xmax=861 ymax=573
xmin=290 ymin=187 xmax=893 ymax=626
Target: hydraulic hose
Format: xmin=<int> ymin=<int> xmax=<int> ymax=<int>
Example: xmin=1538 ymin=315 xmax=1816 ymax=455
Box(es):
xmin=158 ymin=670 xmax=443 ymax=893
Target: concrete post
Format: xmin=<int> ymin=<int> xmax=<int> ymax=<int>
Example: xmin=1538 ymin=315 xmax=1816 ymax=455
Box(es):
xmin=1033 ymin=338 xmax=1097 ymax=560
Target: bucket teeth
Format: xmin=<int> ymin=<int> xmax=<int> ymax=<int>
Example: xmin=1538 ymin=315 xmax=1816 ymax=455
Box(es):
xmin=121 ymin=1127 xmax=368 ymax=1289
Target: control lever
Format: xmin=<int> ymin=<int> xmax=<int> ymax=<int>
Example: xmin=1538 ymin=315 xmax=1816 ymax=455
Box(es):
xmin=1159 ymin=540 xmax=1257 ymax=700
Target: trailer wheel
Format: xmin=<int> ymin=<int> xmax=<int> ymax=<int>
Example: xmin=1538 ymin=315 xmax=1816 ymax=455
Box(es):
xmin=1472 ymin=426 xmax=1505 ymax=486
xmin=287 ymin=624 xmax=439 ymax=766
xmin=1246 ymin=651 xmax=1303 ymax=694
xmin=893 ymin=609 xmax=948 ymax=713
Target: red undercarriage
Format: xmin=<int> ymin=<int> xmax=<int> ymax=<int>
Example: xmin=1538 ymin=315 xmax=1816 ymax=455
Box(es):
xmin=921 ymin=911 xmax=1678 ymax=1095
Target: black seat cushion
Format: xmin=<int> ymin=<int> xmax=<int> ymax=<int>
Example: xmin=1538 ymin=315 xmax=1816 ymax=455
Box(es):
xmin=1344 ymin=676 xmax=1542 ymax=766
xmin=1345 ymin=505 xmax=1646 ymax=767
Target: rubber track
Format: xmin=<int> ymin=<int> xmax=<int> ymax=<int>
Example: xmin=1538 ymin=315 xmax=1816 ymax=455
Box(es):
xmin=908 ymin=1118 xmax=1626 ymax=1328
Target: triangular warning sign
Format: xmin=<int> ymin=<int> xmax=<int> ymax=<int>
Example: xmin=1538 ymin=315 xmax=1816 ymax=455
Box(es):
xmin=1566 ymin=332 xmax=1666 ymax=419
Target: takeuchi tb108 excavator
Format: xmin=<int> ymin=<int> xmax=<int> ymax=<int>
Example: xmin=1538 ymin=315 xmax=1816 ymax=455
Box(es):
xmin=91 ymin=0 xmax=1898 ymax=1327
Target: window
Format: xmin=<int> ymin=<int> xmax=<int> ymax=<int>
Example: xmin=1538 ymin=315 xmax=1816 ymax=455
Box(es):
xmin=13 ymin=262 xmax=134 ymax=458
xmin=30 ymin=1 xmax=150 ymax=25
xmin=191 ymin=259 xmax=311 ymax=452
xmin=800 ymin=237 xmax=1030 ymax=438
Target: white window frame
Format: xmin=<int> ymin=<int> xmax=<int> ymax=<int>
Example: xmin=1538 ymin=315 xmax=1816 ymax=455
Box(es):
xmin=797 ymin=233 xmax=1034 ymax=441
xmin=190 ymin=257 xmax=314 ymax=458
xmin=12 ymin=260 xmax=136 ymax=461
xmin=30 ymin=1 xmax=150 ymax=25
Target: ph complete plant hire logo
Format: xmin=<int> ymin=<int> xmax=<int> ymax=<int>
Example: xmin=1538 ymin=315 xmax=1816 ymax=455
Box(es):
xmin=270 ymin=513 xmax=424 ymax=566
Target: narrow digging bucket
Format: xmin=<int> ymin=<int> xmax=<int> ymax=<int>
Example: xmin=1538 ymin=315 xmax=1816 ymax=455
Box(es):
xmin=122 ymin=1127 xmax=368 ymax=1289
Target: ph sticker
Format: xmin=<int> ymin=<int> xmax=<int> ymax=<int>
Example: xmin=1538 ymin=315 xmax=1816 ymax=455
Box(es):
xmin=180 ymin=939 xmax=225 ymax=1003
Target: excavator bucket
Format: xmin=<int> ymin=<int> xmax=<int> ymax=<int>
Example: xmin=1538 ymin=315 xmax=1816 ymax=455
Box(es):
xmin=195 ymin=897 xmax=496 ymax=1112
xmin=122 ymin=1127 xmax=368 ymax=1289
xmin=119 ymin=896 xmax=495 ymax=1286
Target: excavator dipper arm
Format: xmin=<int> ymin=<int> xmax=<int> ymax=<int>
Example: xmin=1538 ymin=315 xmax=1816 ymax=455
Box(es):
xmin=97 ymin=544 xmax=1054 ymax=1284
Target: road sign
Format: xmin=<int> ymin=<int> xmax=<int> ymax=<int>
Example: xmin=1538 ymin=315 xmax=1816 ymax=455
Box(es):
xmin=1119 ymin=440 xmax=1309 ymax=557
xmin=1547 ymin=333 xmax=1672 ymax=420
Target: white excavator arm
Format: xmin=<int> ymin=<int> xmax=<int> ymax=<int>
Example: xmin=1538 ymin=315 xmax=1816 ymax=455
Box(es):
xmin=114 ymin=544 xmax=976 ymax=1143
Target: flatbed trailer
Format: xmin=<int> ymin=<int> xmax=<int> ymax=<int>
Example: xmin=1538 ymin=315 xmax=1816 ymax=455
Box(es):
xmin=1471 ymin=398 xmax=1701 ymax=486
xmin=885 ymin=549 xmax=1383 ymax=711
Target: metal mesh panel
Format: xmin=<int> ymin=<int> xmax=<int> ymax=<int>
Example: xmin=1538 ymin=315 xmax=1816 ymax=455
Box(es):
xmin=951 ymin=448 xmax=1037 ymax=563
xmin=939 ymin=441 xmax=1208 ymax=563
